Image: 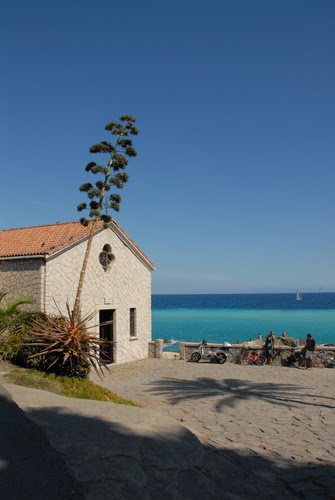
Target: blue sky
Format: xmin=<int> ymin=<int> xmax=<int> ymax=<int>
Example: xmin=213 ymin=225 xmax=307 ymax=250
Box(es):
xmin=1 ymin=0 xmax=334 ymax=294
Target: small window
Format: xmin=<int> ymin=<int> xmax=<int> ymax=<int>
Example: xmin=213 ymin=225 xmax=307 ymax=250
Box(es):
xmin=130 ymin=308 xmax=136 ymax=337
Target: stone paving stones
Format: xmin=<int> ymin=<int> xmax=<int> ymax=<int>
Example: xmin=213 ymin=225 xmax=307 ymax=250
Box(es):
xmin=91 ymin=358 xmax=335 ymax=498
xmin=2 ymin=358 xmax=334 ymax=499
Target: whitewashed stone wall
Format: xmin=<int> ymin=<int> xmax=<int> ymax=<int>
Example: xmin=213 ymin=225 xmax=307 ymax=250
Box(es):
xmin=0 ymin=258 xmax=43 ymax=310
xmin=45 ymin=228 xmax=152 ymax=364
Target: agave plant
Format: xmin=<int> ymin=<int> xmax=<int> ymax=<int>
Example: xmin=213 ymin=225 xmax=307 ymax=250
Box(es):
xmin=28 ymin=303 xmax=113 ymax=378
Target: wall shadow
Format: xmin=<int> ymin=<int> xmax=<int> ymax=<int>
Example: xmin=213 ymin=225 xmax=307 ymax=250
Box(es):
xmin=0 ymin=387 xmax=81 ymax=499
xmin=2 ymin=403 xmax=333 ymax=499
xmin=1 ymin=377 xmax=334 ymax=499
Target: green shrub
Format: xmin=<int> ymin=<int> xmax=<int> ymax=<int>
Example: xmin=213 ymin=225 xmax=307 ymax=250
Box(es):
xmin=0 ymin=311 xmax=91 ymax=378
xmin=0 ymin=330 xmax=90 ymax=378
xmin=0 ymin=304 xmax=111 ymax=379
xmin=0 ymin=311 xmax=46 ymax=366
xmin=0 ymin=291 xmax=33 ymax=336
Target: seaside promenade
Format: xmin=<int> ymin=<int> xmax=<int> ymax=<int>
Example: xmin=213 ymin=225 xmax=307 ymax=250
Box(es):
xmin=1 ymin=358 xmax=334 ymax=498
xmin=92 ymin=358 xmax=335 ymax=497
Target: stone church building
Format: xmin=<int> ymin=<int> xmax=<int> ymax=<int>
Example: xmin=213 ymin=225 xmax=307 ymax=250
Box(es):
xmin=0 ymin=220 xmax=155 ymax=364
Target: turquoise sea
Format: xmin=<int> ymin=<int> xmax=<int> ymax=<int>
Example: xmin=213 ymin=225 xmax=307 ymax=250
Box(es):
xmin=152 ymin=293 xmax=335 ymax=351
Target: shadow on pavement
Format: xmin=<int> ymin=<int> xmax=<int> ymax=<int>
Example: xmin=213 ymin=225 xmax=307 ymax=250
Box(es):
xmin=146 ymin=376 xmax=335 ymax=411
xmin=0 ymin=386 xmax=81 ymax=499
xmin=16 ymin=404 xmax=335 ymax=499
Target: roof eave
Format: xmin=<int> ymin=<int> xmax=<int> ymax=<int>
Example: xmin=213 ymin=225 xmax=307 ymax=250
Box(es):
xmin=0 ymin=254 xmax=47 ymax=261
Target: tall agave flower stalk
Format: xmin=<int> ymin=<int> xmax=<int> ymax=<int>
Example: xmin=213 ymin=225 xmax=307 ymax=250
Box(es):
xmin=73 ymin=115 xmax=138 ymax=321
xmin=28 ymin=117 xmax=138 ymax=377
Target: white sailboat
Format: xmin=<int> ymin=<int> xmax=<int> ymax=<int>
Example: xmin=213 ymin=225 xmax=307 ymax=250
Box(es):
xmin=296 ymin=290 xmax=302 ymax=301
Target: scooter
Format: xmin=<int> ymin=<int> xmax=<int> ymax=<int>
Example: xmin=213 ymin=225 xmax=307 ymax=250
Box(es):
xmin=220 ymin=341 xmax=233 ymax=351
xmin=281 ymin=347 xmax=305 ymax=367
xmin=190 ymin=340 xmax=228 ymax=364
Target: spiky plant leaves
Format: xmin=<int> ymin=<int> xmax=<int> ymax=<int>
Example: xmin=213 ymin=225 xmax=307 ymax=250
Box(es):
xmin=28 ymin=303 xmax=113 ymax=378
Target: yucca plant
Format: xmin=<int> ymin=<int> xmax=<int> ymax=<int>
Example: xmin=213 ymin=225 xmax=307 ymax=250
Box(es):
xmin=28 ymin=303 xmax=113 ymax=378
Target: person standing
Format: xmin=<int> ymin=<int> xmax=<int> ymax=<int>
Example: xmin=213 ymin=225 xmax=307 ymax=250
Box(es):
xmin=305 ymin=333 xmax=316 ymax=369
xmin=264 ymin=331 xmax=275 ymax=365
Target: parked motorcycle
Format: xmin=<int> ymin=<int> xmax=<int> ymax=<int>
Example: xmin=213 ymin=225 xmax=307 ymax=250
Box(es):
xmin=281 ymin=347 xmax=305 ymax=367
xmin=324 ymin=354 xmax=335 ymax=368
xmin=190 ymin=340 xmax=228 ymax=364
xmin=220 ymin=341 xmax=233 ymax=352
xmin=315 ymin=351 xmax=335 ymax=368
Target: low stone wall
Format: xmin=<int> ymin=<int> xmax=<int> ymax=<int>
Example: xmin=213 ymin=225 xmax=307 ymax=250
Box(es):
xmin=149 ymin=340 xmax=335 ymax=367
xmin=179 ymin=341 xmax=335 ymax=367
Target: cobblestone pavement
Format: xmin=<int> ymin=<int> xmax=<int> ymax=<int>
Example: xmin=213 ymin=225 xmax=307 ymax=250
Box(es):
xmin=91 ymin=358 xmax=335 ymax=498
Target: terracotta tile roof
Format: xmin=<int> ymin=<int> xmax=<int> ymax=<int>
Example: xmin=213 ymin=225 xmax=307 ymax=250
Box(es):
xmin=0 ymin=222 xmax=95 ymax=258
xmin=0 ymin=220 xmax=155 ymax=270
